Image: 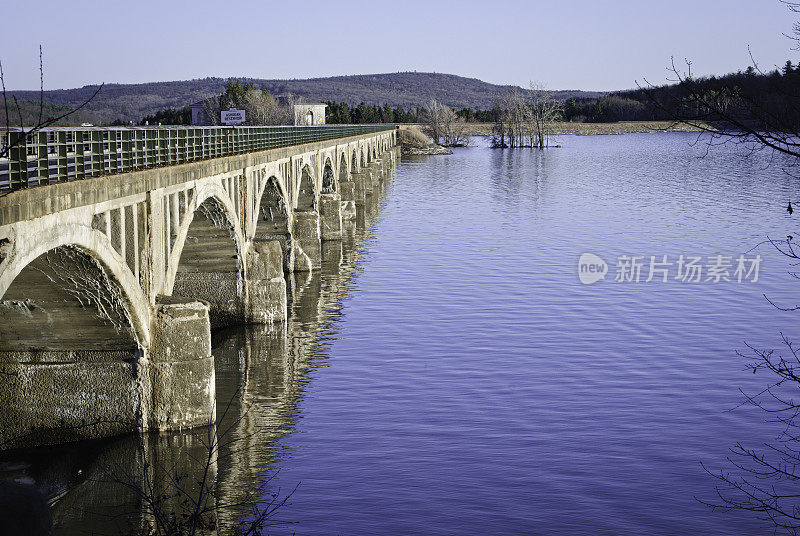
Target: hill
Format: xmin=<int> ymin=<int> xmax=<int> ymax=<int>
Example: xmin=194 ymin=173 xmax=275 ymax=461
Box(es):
xmin=8 ymin=72 xmax=603 ymax=124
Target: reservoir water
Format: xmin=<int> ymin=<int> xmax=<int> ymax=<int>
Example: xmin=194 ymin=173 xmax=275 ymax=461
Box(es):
xmin=9 ymin=132 xmax=800 ymax=535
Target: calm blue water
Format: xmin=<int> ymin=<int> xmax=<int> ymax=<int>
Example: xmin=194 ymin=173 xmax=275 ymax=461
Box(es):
xmin=39 ymin=132 xmax=800 ymax=535
xmin=255 ymin=134 xmax=800 ymax=535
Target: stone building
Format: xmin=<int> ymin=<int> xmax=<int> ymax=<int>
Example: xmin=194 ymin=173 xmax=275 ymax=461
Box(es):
xmin=294 ymin=104 xmax=327 ymax=126
xmin=190 ymin=102 xmax=209 ymax=125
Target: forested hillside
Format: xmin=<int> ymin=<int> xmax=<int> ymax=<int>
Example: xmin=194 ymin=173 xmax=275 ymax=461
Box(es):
xmin=7 ymin=72 xmax=602 ymax=125
xmin=561 ymin=62 xmax=800 ymax=124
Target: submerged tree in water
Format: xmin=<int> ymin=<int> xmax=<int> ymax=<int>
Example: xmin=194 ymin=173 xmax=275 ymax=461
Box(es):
xmin=492 ymin=84 xmax=561 ymax=149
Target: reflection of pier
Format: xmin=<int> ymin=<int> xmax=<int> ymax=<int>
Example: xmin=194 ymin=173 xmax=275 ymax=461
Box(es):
xmin=0 ymin=147 xmax=398 ymax=536
xmin=214 ymin=151 xmax=396 ymax=533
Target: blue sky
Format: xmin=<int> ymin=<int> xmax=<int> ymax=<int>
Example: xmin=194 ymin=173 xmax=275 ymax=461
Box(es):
xmin=1 ymin=0 xmax=797 ymax=91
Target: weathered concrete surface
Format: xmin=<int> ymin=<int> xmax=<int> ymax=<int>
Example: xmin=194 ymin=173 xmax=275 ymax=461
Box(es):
xmin=149 ymin=296 xmax=215 ymax=431
xmin=339 ymin=181 xmax=357 ymax=203
xmin=0 ymin=357 xmax=142 ymax=449
xmin=319 ymin=193 xmax=343 ymax=240
xmin=173 ymin=272 xmax=244 ymax=329
xmin=245 ymin=240 xmax=287 ymax=323
xmin=351 ymin=172 xmax=369 ymax=206
xmin=0 ymin=128 xmax=396 ymax=449
xmin=292 ymin=210 xmax=322 ymax=271
xmin=341 ymin=200 xmax=357 ymax=221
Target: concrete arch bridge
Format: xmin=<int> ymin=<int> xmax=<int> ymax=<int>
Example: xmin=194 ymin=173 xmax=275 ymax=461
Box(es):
xmin=0 ymin=124 xmax=396 ymax=448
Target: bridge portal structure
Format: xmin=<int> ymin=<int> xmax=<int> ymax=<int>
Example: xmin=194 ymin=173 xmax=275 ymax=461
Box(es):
xmin=0 ymin=124 xmax=396 ymax=449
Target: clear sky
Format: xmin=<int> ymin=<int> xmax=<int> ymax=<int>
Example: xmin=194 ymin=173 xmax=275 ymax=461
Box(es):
xmin=1 ymin=0 xmax=797 ymax=92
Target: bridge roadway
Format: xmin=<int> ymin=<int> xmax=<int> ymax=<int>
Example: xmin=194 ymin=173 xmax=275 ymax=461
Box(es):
xmin=0 ymin=124 xmax=397 ymax=449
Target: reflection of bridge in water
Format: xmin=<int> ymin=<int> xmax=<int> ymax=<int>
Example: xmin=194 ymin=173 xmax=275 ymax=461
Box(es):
xmin=0 ymin=149 xmax=397 ymax=534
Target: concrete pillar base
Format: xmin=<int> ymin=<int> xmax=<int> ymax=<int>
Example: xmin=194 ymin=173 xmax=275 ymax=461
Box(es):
xmin=353 ymin=171 xmax=373 ymax=199
xmin=0 ymin=351 xmax=142 ymax=449
xmin=245 ymin=240 xmax=287 ymax=323
xmin=351 ymin=174 xmax=367 ymax=207
xmin=339 ymin=181 xmax=356 ymax=203
xmin=148 ymin=296 xmax=215 ymax=431
xmin=341 ymin=200 xmax=357 ymax=221
xmin=292 ymin=210 xmax=321 ymax=271
xmin=320 ymin=193 xmax=343 ymax=241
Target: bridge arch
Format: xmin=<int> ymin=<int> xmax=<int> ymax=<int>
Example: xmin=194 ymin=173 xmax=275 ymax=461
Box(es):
xmin=339 ymin=151 xmax=349 ymax=181
xmin=0 ymin=224 xmax=150 ymax=349
xmin=322 ymin=158 xmax=335 ymax=193
xmin=167 ymin=183 xmax=248 ymax=329
xmin=351 ymin=148 xmax=359 ymax=173
xmin=255 ymin=175 xmax=292 ymax=273
xmin=166 ymin=183 xmax=245 ymax=296
xmin=255 ymin=176 xmax=291 ymax=240
xmin=296 ymin=164 xmax=316 ymax=211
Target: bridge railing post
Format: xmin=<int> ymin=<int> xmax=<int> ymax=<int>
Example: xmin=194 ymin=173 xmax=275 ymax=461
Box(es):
xmin=108 ymin=130 xmax=120 ymax=175
xmin=73 ymin=130 xmax=85 ymax=179
xmin=55 ymin=131 xmax=68 ymax=181
xmin=35 ymin=131 xmax=49 ymax=186
xmin=121 ymin=129 xmax=132 ymax=173
xmin=8 ymin=131 xmax=28 ymax=190
xmin=157 ymin=129 xmax=167 ymax=166
xmin=90 ymin=130 xmax=103 ymax=177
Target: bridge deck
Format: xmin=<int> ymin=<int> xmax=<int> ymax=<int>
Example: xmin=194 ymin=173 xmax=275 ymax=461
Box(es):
xmin=0 ymin=124 xmax=393 ymax=193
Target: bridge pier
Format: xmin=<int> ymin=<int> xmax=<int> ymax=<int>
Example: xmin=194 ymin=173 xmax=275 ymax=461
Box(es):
xmin=148 ymin=296 xmax=215 ymax=431
xmin=341 ymin=199 xmax=357 ymax=222
xmin=339 ymin=182 xmax=358 ymax=221
xmin=0 ymin=355 xmax=143 ymax=449
xmin=292 ymin=210 xmax=322 ymax=272
xmin=172 ymin=272 xmax=245 ymax=329
xmin=244 ymin=240 xmax=287 ymax=323
xmin=352 ymin=171 xmax=371 ymax=206
xmin=319 ymin=193 xmax=343 ymax=241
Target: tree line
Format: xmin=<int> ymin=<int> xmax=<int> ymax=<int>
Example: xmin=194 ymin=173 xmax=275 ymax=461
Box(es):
xmin=564 ymin=59 xmax=800 ymax=124
xmin=139 ymin=106 xmax=192 ymax=126
xmin=323 ymin=101 xmax=499 ymax=124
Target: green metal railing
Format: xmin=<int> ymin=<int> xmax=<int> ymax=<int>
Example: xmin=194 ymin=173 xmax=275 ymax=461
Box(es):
xmin=0 ymin=124 xmax=393 ymax=192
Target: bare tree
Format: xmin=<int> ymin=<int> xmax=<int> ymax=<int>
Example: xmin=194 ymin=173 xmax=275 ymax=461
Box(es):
xmin=637 ymin=0 xmax=800 ymax=163
xmin=243 ymin=89 xmax=288 ymax=125
xmin=702 ymin=329 xmax=800 ymax=534
xmin=1 ymin=46 xmax=103 ymax=159
xmin=422 ymin=99 xmax=469 ymax=147
xmin=492 ymin=88 xmax=527 ymax=148
xmin=492 ymin=85 xmax=560 ymax=149
xmin=639 ymin=57 xmax=800 ymax=163
xmin=528 ymin=83 xmax=562 ymax=149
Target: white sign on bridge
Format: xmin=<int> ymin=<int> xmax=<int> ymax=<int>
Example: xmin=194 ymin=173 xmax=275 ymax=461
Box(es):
xmin=221 ymin=108 xmax=246 ymax=125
